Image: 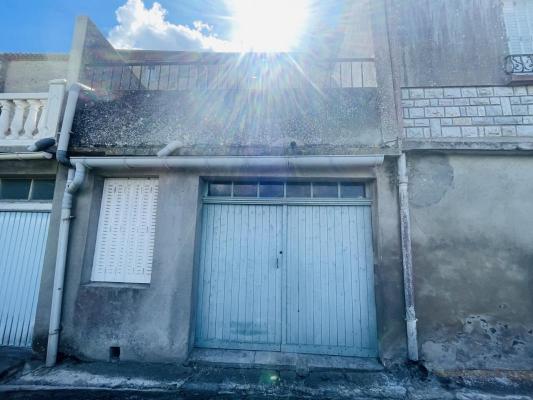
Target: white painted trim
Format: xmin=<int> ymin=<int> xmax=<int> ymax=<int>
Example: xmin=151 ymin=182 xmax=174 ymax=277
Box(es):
xmin=0 ymin=202 xmax=52 ymax=212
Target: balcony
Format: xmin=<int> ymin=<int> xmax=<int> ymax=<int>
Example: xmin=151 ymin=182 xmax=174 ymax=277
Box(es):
xmin=73 ymin=56 xmax=380 ymax=154
xmin=505 ymin=54 xmax=533 ymax=84
xmin=0 ymin=80 xmax=66 ymax=146
xmin=84 ymin=56 xmax=377 ymax=91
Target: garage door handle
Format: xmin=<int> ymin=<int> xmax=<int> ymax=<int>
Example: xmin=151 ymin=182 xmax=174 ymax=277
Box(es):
xmin=276 ymin=257 xmax=279 ymax=269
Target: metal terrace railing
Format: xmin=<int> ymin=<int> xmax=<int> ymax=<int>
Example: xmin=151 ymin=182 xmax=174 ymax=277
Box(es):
xmin=505 ymin=54 xmax=533 ymax=74
xmin=84 ymin=57 xmax=377 ymax=91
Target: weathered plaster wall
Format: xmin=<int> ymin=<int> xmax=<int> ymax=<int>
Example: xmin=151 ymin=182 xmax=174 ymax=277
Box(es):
xmin=54 ymin=171 xmax=201 ymax=362
xmin=373 ymin=158 xmax=407 ymax=365
xmin=33 ymin=162 xmax=405 ymax=364
xmin=387 ymin=0 xmax=509 ymax=87
xmin=408 ymin=153 xmax=533 ymax=370
xmin=2 ymin=59 xmax=68 ymax=92
xmin=71 ymin=88 xmax=382 ymax=155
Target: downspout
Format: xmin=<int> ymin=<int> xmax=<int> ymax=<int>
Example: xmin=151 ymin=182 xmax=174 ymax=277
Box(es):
xmin=398 ymin=152 xmax=419 ymax=361
xmin=45 ymin=82 xmax=88 ymax=367
xmin=56 ymin=83 xmax=89 ymax=166
xmin=45 ymin=163 xmax=86 ymax=367
xmin=157 ymin=140 xmax=183 ymax=157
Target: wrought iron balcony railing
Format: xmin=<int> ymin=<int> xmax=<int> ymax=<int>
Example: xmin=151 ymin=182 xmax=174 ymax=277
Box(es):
xmin=505 ymin=54 xmax=533 ymax=74
xmin=84 ymin=57 xmax=377 ymax=91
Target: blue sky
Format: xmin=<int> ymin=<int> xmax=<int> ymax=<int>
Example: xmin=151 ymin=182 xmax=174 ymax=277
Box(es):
xmin=1 ymin=0 xmax=343 ymax=53
xmin=0 ymin=0 xmax=230 ymax=53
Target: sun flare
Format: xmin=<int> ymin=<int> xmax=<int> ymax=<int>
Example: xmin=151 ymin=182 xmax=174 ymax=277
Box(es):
xmin=227 ymin=0 xmax=310 ymax=52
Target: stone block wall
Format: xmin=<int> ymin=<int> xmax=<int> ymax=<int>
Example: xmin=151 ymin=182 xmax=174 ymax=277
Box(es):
xmin=401 ymin=86 xmax=533 ymax=139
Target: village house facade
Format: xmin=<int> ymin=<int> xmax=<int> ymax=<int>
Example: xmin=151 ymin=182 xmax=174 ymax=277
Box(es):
xmin=1 ymin=0 xmax=532 ymax=372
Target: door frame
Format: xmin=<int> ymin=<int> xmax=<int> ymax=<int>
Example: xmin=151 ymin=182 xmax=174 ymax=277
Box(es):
xmin=192 ymin=179 xmax=377 ymax=356
xmin=0 ymin=202 xmax=52 ymax=348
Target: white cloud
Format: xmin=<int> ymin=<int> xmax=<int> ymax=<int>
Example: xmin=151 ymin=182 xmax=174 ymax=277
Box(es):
xmin=107 ymin=0 xmax=236 ymax=51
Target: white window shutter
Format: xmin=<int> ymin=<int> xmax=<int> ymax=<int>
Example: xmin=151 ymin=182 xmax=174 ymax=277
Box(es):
xmin=91 ymin=178 xmax=159 ymax=284
xmin=503 ymin=0 xmax=533 ymax=54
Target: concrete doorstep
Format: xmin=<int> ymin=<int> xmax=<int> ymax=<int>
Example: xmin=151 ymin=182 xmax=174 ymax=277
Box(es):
xmin=0 ymin=357 xmax=533 ymax=399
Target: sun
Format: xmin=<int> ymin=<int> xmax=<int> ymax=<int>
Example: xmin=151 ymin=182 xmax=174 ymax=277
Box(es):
xmin=227 ymin=0 xmax=310 ymax=52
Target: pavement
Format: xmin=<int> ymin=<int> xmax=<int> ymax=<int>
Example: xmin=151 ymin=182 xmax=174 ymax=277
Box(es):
xmin=1 ymin=349 xmax=533 ymax=399
xmin=0 ymin=347 xmax=32 ymax=382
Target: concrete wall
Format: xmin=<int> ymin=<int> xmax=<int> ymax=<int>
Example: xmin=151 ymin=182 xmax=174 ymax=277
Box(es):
xmin=71 ymin=88 xmax=382 ymax=155
xmin=32 ymin=161 xmax=406 ymax=364
xmin=408 ymin=153 xmax=533 ymax=370
xmin=67 ymin=16 xmax=124 ymax=86
xmin=1 ymin=58 xmax=68 ymax=93
xmin=387 ymin=0 xmax=509 ymax=87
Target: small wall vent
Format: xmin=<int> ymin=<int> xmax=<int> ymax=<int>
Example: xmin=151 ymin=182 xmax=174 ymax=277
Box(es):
xmin=109 ymin=346 xmax=121 ymax=362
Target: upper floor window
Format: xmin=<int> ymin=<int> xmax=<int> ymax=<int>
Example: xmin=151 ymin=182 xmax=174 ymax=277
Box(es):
xmin=503 ymin=0 xmax=533 ymax=54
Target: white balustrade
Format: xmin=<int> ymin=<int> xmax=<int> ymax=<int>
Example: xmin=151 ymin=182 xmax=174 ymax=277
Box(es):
xmin=0 ymin=79 xmax=66 ymax=145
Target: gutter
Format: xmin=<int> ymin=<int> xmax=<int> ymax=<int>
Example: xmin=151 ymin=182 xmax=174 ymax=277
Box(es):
xmin=0 ymin=152 xmax=53 ymax=160
xmin=397 ymin=152 xmax=419 ymax=361
xmin=71 ymin=155 xmax=385 ymax=170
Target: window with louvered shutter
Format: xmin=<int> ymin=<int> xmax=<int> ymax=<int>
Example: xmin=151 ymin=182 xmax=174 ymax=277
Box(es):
xmin=91 ymin=178 xmax=158 ymax=284
xmin=503 ymin=0 xmax=533 ymax=54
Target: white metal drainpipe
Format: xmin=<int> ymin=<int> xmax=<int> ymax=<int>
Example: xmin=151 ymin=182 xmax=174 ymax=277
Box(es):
xmin=398 ymin=152 xmax=419 ymax=361
xmin=45 ymin=82 xmax=88 ymax=368
xmin=45 ymin=164 xmax=86 ymax=367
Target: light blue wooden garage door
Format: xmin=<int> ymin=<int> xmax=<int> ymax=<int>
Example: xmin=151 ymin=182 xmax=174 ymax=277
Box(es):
xmin=283 ymin=205 xmax=377 ymax=356
xmin=0 ymin=211 xmax=50 ymax=347
xmin=196 ymin=184 xmax=377 ymax=357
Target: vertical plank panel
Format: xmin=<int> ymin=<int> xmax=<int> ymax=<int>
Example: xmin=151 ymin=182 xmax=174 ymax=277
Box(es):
xmin=0 ymin=211 xmax=50 ymax=347
xmin=222 ymin=205 xmax=235 ymax=341
xmin=364 ymin=207 xmax=379 ymax=352
xmin=196 ymin=204 xmax=282 ymax=350
xmin=358 ymin=207 xmax=370 ymax=350
xmin=348 ymin=206 xmax=362 ymax=349
xmin=283 ymin=205 xmax=377 ymax=357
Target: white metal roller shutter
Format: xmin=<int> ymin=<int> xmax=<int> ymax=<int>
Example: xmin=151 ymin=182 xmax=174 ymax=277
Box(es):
xmin=503 ymin=0 xmax=533 ymax=54
xmin=91 ymin=178 xmax=159 ymax=284
xmin=0 ymin=211 xmax=50 ymax=347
